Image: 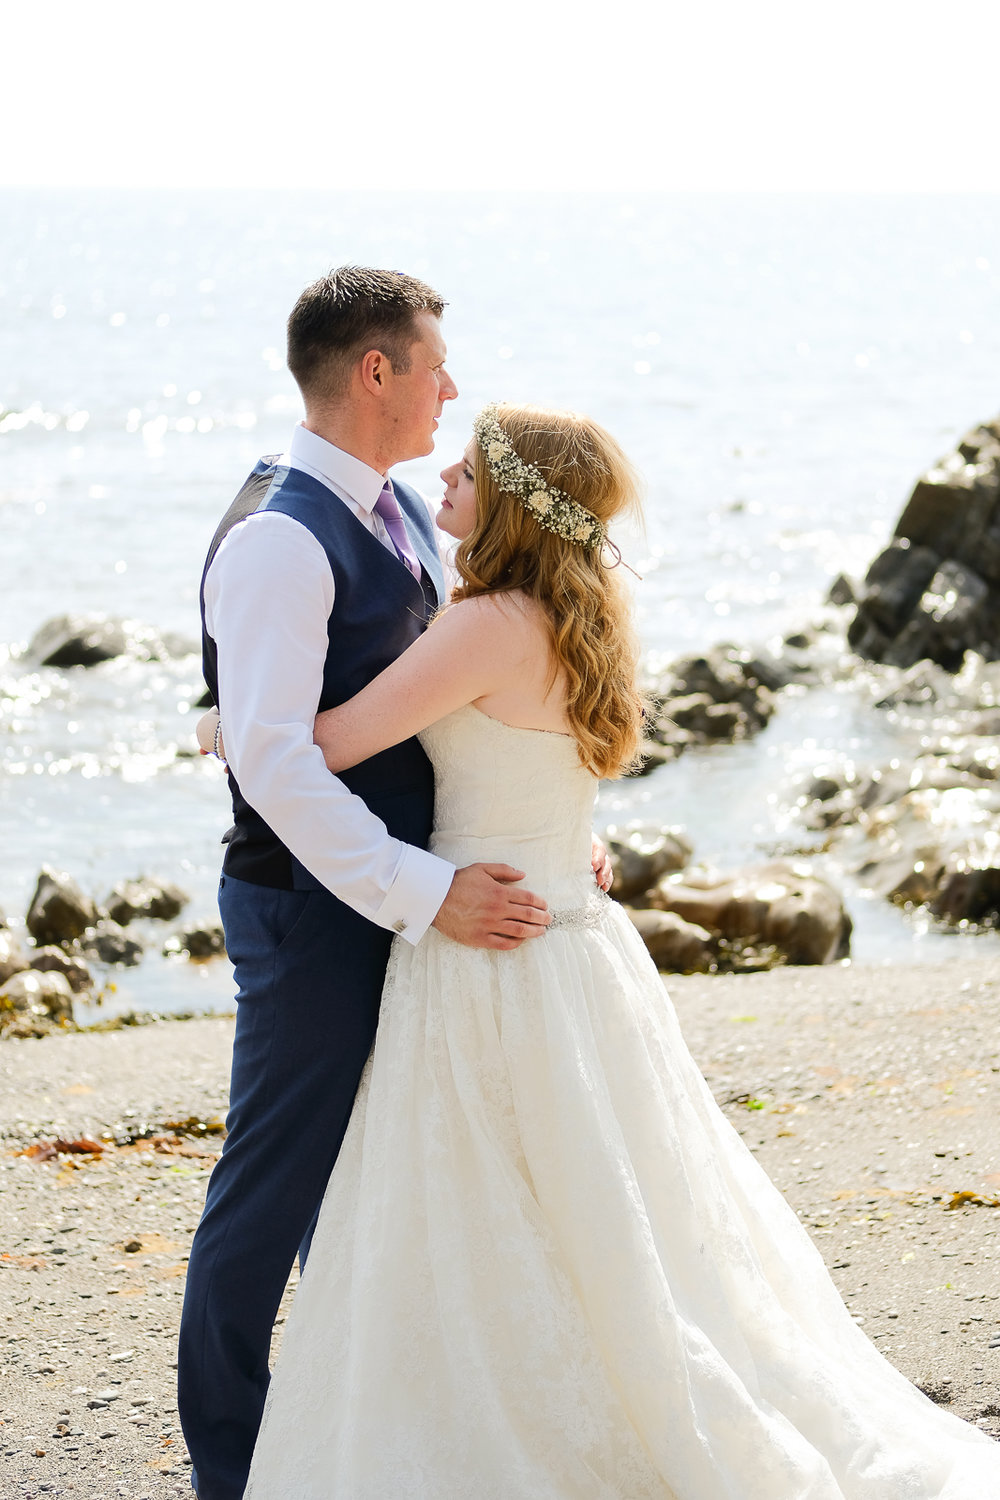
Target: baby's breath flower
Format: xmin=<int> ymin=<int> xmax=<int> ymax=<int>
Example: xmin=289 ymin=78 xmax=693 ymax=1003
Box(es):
xmin=472 ymin=404 xmax=604 ymax=551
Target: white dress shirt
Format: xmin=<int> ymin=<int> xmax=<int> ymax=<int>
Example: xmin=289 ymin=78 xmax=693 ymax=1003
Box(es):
xmin=202 ymin=425 xmax=455 ymax=944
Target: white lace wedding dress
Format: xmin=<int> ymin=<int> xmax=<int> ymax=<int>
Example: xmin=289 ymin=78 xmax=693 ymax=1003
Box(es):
xmin=245 ymin=704 xmax=1000 ymax=1499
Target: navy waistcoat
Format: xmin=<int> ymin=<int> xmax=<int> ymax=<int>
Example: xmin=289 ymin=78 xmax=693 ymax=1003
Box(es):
xmin=200 ymin=458 xmax=445 ymax=890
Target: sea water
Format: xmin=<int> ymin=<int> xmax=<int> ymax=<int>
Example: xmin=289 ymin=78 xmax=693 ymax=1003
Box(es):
xmin=3 ymin=189 xmax=1000 ymax=1017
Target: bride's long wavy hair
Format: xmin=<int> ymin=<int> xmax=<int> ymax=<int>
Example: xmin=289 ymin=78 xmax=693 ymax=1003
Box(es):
xmin=452 ymin=403 xmax=645 ymax=779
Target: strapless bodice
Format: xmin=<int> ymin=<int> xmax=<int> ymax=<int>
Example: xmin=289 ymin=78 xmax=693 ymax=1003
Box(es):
xmin=419 ymin=704 xmax=598 ymax=909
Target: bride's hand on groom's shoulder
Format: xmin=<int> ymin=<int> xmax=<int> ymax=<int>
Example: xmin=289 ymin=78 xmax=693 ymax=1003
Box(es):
xmin=433 ymin=863 xmax=551 ymax=950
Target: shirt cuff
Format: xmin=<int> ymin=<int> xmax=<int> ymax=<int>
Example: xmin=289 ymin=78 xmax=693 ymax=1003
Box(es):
xmin=374 ymin=845 xmax=455 ymax=946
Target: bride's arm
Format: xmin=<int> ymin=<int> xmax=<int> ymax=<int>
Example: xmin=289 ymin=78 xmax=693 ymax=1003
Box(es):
xmin=196 ymin=596 xmax=539 ymax=771
xmin=314 ymin=595 xmax=534 ymax=773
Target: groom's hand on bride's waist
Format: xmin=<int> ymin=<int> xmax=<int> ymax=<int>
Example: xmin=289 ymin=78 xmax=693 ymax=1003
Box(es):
xmin=431 ymin=864 xmax=551 ymax=949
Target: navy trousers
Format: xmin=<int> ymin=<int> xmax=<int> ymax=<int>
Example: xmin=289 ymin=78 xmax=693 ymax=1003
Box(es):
xmin=177 ymin=873 xmax=394 ymax=1500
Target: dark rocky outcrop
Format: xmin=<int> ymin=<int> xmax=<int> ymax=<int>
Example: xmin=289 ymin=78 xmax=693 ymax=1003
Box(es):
xmin=28 ymin=946 xmax=94 ymax=993
xmin=606 ymin=826 xmax=693 ymax=903
xmin=607 ymin=818 xmax=852 ymax=972
xmin=164 ymin=922 xmax=227 ymax=959
xmin=104 ymin=879 xmax=189 ymax=926
xmin=2 ymin=859 xmax=230 ymax=1037
xmin=793 ymin=703 xmax=1000 ymax=930
xmin=848 ymin=417 xmax=1000 ymax=670
xmin=23 ymin=614 xmax=198 ymax=670
xmin=25 ymin=613 xmax=129 ymax=668
xmin=26 ymin=868 xmax=98 ymax=946
xmin=630 ymin=645 xmax=784 ymax=775
xmin=77 ymin=921 xmax=144 ymax=967
xmin=643 ymin=859 xmax=852 ymax=968
xmin=624 ymin=908 xmax=713 ymax=973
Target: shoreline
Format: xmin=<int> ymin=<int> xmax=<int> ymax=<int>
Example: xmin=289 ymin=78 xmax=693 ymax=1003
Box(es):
xmin=2 ymin=959 xmax=998 ymax=1495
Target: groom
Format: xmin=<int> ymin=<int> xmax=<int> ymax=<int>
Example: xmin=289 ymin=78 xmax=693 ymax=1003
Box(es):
xmin=178 ymin=267 xmax=554 ymax=1500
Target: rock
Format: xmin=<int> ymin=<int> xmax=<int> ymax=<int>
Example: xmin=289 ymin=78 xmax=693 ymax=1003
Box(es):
xmin=950 ymin=653 xmax=1000 ymax=712
xmin=651 ymin=860 xmax=851 ymax=966
xmin=28 ymin=946 xmax=94 ymax=993
xmin=0 ymin=968 xmax=74 ymax=1022
xmin=606 ymin=824 xmax=693 ymax=903
xmin=644 ymin=645 xmax=779 ymax=761
xmin=849 ymin=416 xmax=1000 ymax=669
xmin=23 ymin=613 xmax=198 ymax=670
xmin=956 ymin=418 xmax=1000 ymax=463
xmin=882 ymin=856 xmax=947 ymax=908
xmin=929 ymin=844 xmax=1000 ymax=924
xmin=25 ymin=867 xmax=98 ymax=946
xmin=826 ymin=573 xmax=857 ymax=608
xmin=0 ymin=930 xmax=30 ymax=985
xmin=77 ymin=921 xmax=144 ymax=967
xmin=625 ymin=908 xmax=713 ymax=973
xmin=872 ymin=659 xmax=963 ymax=710
xmin=805 ymin=767 xmax=854 ymax=803
xmin=164 ymin=922 xmax=226 ymax=959
xmin=665 ymin=696 xmax=746 ymax=740
xmin=848 ymin=539 xmax=939 ymax=650
xmin=800 ymin=789 xmax=859 ymax=831
xmin=882 ymin=561 xmax=989 ymax=673
xmin=762 ymin=873 xmax=853 ymax=965
xmin=896 ymin=451 xmax=999 ymax=563
xmin=795 ymin=756 xmax=922 ymax=835
xmin=668 ymin=647 xmax=780 ymax=721
xmin=25 ymin=613 xmax=128 ymax=668
xmin=124 ymin=624 xmax=198 ymax=662
xmin=939 ymin=741 xmax=1000 ymax=782
xmin=664 ymin=693 xmax=716 ymax=732
xmin=104 ymin=878 xmax=189 ymax=926
xmin=821 ymin=760 xmax=1000 ymax=928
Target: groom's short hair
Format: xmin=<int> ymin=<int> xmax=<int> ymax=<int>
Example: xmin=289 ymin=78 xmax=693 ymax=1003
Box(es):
xmin=287 ymin=266 xmax=446 ymax=403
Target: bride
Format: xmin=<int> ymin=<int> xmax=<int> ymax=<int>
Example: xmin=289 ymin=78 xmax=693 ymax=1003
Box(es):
xmin=210 ymin=402 xmax=1000 ymax=1497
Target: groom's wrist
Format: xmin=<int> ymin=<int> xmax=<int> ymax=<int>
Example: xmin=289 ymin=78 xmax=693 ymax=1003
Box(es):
xmin=377 ymin=848 xmax=455 ymax=946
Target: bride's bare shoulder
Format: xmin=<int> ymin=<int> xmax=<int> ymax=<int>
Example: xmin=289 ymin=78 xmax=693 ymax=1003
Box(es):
xmin=435 ymin=593 xmax=550 ymax=668
xmin=440 ymin=590 xmax=547 ymax=642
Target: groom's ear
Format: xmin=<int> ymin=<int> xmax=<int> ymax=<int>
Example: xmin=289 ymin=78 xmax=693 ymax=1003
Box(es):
xmin=360 ymin=347 xmax=387 ymax=395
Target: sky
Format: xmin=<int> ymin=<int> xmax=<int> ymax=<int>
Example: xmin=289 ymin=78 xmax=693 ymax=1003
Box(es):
xmin=4 ymin=0 xmax=1000 ymax=193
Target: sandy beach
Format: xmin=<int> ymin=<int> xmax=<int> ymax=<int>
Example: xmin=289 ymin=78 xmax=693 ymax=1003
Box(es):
xmin=2 ymin=957 xmax=999 ymax=1497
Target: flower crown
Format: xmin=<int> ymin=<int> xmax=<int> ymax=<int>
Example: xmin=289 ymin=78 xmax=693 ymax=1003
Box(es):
xmin=472 ymin=403 xmax=605 ymax=550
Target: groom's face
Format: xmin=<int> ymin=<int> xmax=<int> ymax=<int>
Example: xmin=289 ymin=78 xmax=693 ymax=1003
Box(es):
xmin=382 ymin=310 xmax=458 ymax=463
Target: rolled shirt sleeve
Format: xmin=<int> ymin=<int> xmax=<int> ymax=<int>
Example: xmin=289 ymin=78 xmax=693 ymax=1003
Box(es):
xmin=203 ymin=510 xmax=454 ymax=944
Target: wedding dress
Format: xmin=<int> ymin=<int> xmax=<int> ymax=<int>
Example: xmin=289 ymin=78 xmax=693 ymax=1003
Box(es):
xmin=244 ymin=704 xmax=1000 ymax=1499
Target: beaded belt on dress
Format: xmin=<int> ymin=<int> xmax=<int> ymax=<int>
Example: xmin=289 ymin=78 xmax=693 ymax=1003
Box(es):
xmin=548 ymin=892 xmax=613 ymax=930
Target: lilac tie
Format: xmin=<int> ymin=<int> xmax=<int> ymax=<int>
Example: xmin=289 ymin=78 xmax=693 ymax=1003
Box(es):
xmin=374 ymin=482 xmax=422 ymax=580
